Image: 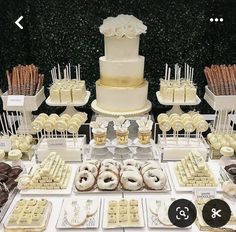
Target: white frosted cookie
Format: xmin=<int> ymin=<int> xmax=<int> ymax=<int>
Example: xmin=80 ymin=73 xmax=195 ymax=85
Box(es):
xmin=65 ymin=204 xmax=87 ymax=226
xmin=157 ymin=201 xmax=173 ymax=226
xmin=84 ymin=199 xmax=99 ymax=216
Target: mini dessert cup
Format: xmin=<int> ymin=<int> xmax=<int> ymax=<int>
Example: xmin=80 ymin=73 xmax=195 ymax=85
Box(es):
xmin=93 ymin=131 xmax=107 ymax=145
xmin=138 ymin=130 xmax=151 ymax=144
xmin=116 ymin=130 xmax=129 ymax=145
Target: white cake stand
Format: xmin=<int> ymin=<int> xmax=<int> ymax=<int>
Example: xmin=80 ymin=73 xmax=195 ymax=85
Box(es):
xmin=46 ymin=91 xmax=90 ymax=115
xmin=156 ymin=91 xmax=201 ymax=115
xmin=1 ymin=87 xmax=46 ymax=134
xmin=91 ymin=100 xmax=152 ymax=116
xmin=204 ymin=86 xmax=236 ymax=130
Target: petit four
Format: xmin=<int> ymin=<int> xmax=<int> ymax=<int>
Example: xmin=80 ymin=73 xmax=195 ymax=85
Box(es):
xmin=4 ymin=198 xmax=52 ymax=231
xmin=18 ymin=152 xmax=71 ymax=190
xmin=175 ymin=152 xmax=217 ymax=187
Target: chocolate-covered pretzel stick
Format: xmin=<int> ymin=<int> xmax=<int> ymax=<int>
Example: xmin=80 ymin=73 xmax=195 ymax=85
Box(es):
xmin=6 ymin=70 xmax=12 ymax=95
xmin=204 ymin=64 xmax=236 ymax=95
xmin=6 ymin=64 xmax=44 ymax=96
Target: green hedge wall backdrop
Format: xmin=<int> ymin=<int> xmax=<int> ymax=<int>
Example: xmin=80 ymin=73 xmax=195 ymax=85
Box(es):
xmin=0 ymin=0 xmax=235 ymax=115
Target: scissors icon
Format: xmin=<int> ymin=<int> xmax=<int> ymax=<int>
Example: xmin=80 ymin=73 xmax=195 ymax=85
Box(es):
xmin=211 ymin=208 xmax=221 ymax=218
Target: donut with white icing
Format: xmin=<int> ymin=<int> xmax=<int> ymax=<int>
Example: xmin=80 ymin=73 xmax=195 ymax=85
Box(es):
xmin=87 ymin=159 xmax=101 ymax=168
xmin=79 ymin=163 xmax=98 ymax=177
xmin=141 ymin=162 xmax=161 ymax=175
xmin=97 ymin=171 xmax=119 ymax=190
xmin=143 ymin=169 xmax=167 ymax=190
xmin=121 ymin=165 xmax=139 ymax=174
xmin=75 ymin=170 xmax=96 ymax=191
xmin=100 ymin=163 xmax=119 ymax=175
xmin=101 ymin=159 xmax=121 ymax=169
xmin=120 ymin=171 xmax=143 ymax=191
xmin=123 ymin=159 xmax=142 ymax=170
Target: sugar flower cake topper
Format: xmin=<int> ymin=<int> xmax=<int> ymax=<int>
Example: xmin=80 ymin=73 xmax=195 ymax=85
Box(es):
xmin=100 ymin=14 xmax=147 ymax=38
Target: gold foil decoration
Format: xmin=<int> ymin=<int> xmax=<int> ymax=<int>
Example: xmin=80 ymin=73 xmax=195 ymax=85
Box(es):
xmin=100 ymin=75 xmax=143 ymax=87
xmin=138 ymin=130 xmax=151 ymax=144
xmin=93 ymin=132 xmax=107 ymax=145
xmin=116 ymin=130 xmax=129 ymax=145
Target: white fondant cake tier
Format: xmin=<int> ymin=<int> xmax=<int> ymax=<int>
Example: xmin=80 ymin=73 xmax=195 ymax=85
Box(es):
xmin=99 ymin=56 xmax=144 ymax=87
xmin=96 ymin=80 xmax=148 ymax=112
xmin=104 ymin=36 xmax=139 ymax=60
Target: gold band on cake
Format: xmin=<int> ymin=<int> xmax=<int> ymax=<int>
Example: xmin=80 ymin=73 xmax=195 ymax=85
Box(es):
xmin=100 ymin=75 xmax=143 ymax=87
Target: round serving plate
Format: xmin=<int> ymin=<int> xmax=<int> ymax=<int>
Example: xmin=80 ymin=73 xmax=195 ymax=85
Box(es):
xmin=89 ymin=139 xmax=110 ymax=149
xmin=111 ymin=138 xmax=133 ymax=148
xmin=91 ymin=100 xmax=152 ymax=116
xmin=133 ymin=138 xmax=154 ymax=148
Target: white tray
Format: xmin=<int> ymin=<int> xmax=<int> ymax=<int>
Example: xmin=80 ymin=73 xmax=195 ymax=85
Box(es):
xmin=156 ymin=91 xmax=201 ymax=106
xmin=1 ymin=87 xmax=45 ymax=111
xmin=74 ymin=165 xmax=171 ymax=194
xmin=56 ymin=198 xmax=101 ymax=229
xmin=204 ymin=86 xmax=236 ymax=110
xmin=102 ymin=198 xmax=145 ymax=229
xmin=145 ymin=198 xmax=191 ymax=229
xmin=46 ymin=91 xmax=90 ymax=106
xmin=167 ymin=162 xmax=222 ymax=192
xmin=91 ymin=100 xmax=152 ymax=116
xmin=20 ymin=165 xmax=76 ymax=195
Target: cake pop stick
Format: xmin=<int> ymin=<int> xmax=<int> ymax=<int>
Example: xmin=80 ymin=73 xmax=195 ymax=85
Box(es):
xmin=223 ymin=110 xmax=228 ymax=132
xmin=69 ymin=63 xmax=71 ymax=80
xmin=0 ymin=115 xmax=6 ymax=134
xmin=174 ymin=64 xmax=177 ymax=81
xmin=78 ymin=64 xmax=81 ymax=81
xmin=51 ymin=70 xmax=55 ymax=83
xmin=75 ymin=65 xmax=78 ymax=80
xmin=64 ymin=68 xmax=67 ymax=80
xmin=11 ymin=112 xmax=17 ymax=135
xmin=184 ymin=63 xmax=186 ymax=80
xmin=6 ymin=112 xmax=13 ymax=134
xmin=165 ymin=63 xmax=168 ymax=81
xmin=167 ymin=67 xmax=171 ymax=83
xmin=58 ymin=64 xmax=61 ymax=80
xmin=2 ymin=113 xmax=9 ymax=136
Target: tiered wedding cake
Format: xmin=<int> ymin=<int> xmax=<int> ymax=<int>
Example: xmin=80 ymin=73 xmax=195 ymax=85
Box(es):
xmin=92 ymin=14 xmax=151 ymax=114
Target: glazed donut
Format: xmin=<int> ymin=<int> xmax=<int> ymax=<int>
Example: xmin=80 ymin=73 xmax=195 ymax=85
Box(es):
xmin=120 ymin=171 xmax=143 ymax=191
xmin=141 ymin=162 xmax=161 ymax=175
xmin=101 ymin=159 xmax=121 ymax=170
xmin=100 ymin=164 xmax=119 ymax=175
xmin=75 ymin=170 xmax=96 ymax=191
xmin=143 ymin=169 xmax=167 ymax=190
xmin=97 ymin=171 xmax=119 ymax=190
xmin=123 ymin=159 xmax=142 ymax=170
xmin=79 ymin=163 xmax=98 ymax=177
